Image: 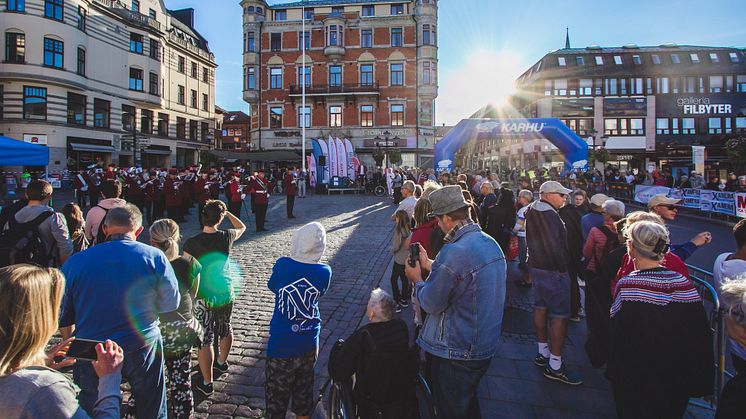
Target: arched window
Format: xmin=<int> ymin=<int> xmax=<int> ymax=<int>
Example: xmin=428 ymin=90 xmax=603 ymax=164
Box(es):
xmin=256 ymin=6 xmax=263 ymax=15
xmin=247 ymin=6 xmax=254 ymax=13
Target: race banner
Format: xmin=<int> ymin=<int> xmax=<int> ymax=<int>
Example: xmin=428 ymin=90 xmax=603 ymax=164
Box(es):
xmin=633 ymin=185 xmax=673 ymax=204
xmin=737 ymin=192 xmax=746 ymax=218
xmin=681 ymin=188 xmax=701 ymax=209
xmin=700 ymin=190 xmax=736 ymax=216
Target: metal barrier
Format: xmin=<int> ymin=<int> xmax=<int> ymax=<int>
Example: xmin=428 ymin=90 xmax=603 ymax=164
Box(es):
xmin=686 ymin=265 xmax=729 ymax=409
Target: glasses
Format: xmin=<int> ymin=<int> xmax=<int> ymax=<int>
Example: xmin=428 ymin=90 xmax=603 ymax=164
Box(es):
xmin=659 ymin=205 xmax=678 ymax=211
xmin=550 ymin=192 xmax=567 ymax=198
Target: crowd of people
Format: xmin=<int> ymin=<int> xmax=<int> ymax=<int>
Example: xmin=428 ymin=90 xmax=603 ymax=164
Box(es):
xmin=1 ymin=159 xmax=746 ymax=419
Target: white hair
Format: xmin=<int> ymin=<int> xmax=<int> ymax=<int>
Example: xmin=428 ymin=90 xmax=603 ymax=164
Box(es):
xmin=625 ymin=220 xmax=669 ymax=261
xmin=369 ymin=288 xmax=396 ymax=321
xmin=602 ymin=199 xmax=626 ymax=220
xmin=721 ymin=276 xmax=746 ymax=328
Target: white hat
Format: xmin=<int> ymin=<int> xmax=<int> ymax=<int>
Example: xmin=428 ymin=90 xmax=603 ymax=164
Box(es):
xmin=539 ymin=181 xmax=572 ymax=195
xmin=590 ymin=194 xmax=611 ymax=207
xmin=648 ymin=194 xmax=681 ymax=209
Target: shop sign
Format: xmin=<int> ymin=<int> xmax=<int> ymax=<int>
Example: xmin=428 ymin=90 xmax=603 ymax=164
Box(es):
xmin=275 ymin=131 xmax=302 ymax=137
xmin=677 ymin=97 xmax=732 ymax=115
xmin=363 ymin=138 xmax=407 ymax=148
xmin=361 ymin=129 xmax=412 ymax=138
xmin=552 ymin=98 xmax=594 ymax=118
xmin=604 ymin=98 xmax=647 ymax=117
xmin=23 ymin=134 xmax=47 ymax=145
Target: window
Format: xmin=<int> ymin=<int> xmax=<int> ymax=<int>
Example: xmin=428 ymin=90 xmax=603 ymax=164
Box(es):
xmin=77 ymin=6 xmax=86 ymax=31
xmin=391 ymin=28 xmax=403 ymax=47
xmin=656 ymin=118 xmax=669 ymax=135
xmin=298 ymin=31 xmax=310 ymax=50
xmin=710 ymin=53 xmax=719 ymax=63
xmin=604 ymin=119 xmax=619 ymax=135
xmin=690 ymin=53 xmax=700 ymax=64
xmin=737 ymin=75 xmax=746 ymax=93
xmin=725 ymin=117 xmax=733 ymax=134
xmin=327 ymin=25 xmax=343 ymax=47
xmin=149 ymin=39 xmax=160 ymax=60
xmin=391 ymin=104 xmax=404 ymax=126
xmin=682 ymin=118 xmax=695 ymax=134
xmin=331 ymin=6 xmax=344 ymax=16
xmin=630 ymin=77 xmax=643 ymax=95
xmin=122 ymin=105 xmax=135 ymax=131
xmin=423 ymin=61 xmax=431 ymax=85
xmin=67 ymin=93 xmax=86 ymax=125
xmin=202 ymin=93 xmax=208 ymax=111
xmin=360 ymin=64 xmax=374 ymax=85
xmin=157 ymin=113 xmax=168 ymax=136
xmin=632 ymin=55 xmax=641 ymax=65
xmin=43 ymin=37 xmax=63 ymax=68
xmin=304 ymin=8 xmax=314 ymax=20
xmin=613 ymin=55 xmax=622 ymax=65
xmin=329 ymin=65 xmax=342 ymax=86
xmin=651 ymin=54 xmax=661 ymax=64
xmin=629 ymin=118 xmax=644 ymax=135
xmin=256 ymin=6 xmax=263 ymax=15
xmin=45 ymin=0 xmax=63 ymax=21
xmin=148 ymin=72 xmax=158 ymax=95
xmin=247 ymin=31 xmax=255 ymax=52
xmin=390 ymin=63 xmax=404 ymax=86
xmin=361 ymin=105 xmax=374 ymax=127
xmin=131 ymin=0 xmax=139 ymax=13
xmin=177 ymin=85 xmax=185 ymax=104
xmin=203 ymin=67 xmax=209 ymax=83
xmin=726 ymin=75 xmax=734 ymax=93
xmin=604 ymin=78 xmax=617 ymax=95
xmin=708 ymin=118 xmax=722 ymax=134
xmin=594 ymin=56 xmax=603 ymax=65
xmin=576 ymin=56 xmax=584 ymax=66
xmin=130 ymin=33 xmax=143 ymax=54
xmin=178 ymin=56 xmax=185 ymax=73
xmin=270 ymin=33 xmax=281 ymax=51
xmin=247 ymin=67 xmax=256 ymax=89
xmin=361 ymin=29 xmax=372 ymax=48
xmin=736 ymin=117 xmax=746 ymax=133
xmin=684 ymin=76 xmax=696 ymax=93
xmin=93 ymin=99 xmax=110 ymax=128
xmin=557 ymin=56 xmax=566 ymax=66
xmin=201 ymin=122 xmax=209 ymax=141
xmin=141 ymin=109 xmax=153 ymax=134
xmin=270 ymin=67 xmax=282 ymax=89
xmin=275 ymin=9 xmax=286 ymax=21
xmin=299 ymin=106 xmax=310 ymax=128
xmin=191 ymin=62 xmax=197 ymax=78
xmin=76 ymin=47 xmax=85 ymax=76
xmin=553 ymin=79 xmax=567 ymax=96
xmin=7 ymin=0 xmax=24 ymax=12
xmin=129 ymin=68 xmax=143 ymax=91
xmin=710 ymin=76 xmax=723 ymax=93
xmin=391 ymin=3 xmax=403 ymax=14
xmin=619 ymin=78 xmax=627 ymax=95
xmin=362 ymin=5 xmax=374 ymax=16
xmin=176 ymin=117 xmax=186 ymax=139
xmin=730 ymin=52 xmax=740 ymax=63
xmin=656 ymin=77 xmax=669 ymax=94
xmin=23 ymin=86 xmax=46 ymax=120
xmin=190 ymin=89 xmax=197 ymax=108
xmin=148 ymin=8 xmax=156 ymax=19
xmin=189 ymin=120 xmax=197 ymax=141
xmin=561 ymin=119 xmax=593 ymax=137
xmin=270 ymin=107 xmax=283 ymax=128
xmin=329 ymin=106 xmax=342 ymax=127
xmin=579 ymin=79 xmax=591 ymax=96
xmin=297 ymin=65 xmax=310 ymax=87
xmin=671 ymin=54 xmax=680 ymax=64
xmin=423 ymin=24 xmax=435 ymax=46
xmin=5 ymin=32 xmax=25 ymax=63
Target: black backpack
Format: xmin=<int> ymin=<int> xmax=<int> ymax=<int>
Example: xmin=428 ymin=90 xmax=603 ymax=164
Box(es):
xmin=94 ymin=205 xmax=111 ymax=245
xmin=0 ymin=211 xmax=55 ymax=267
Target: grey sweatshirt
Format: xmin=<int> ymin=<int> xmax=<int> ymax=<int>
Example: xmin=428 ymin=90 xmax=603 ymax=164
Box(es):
xmin=14 ymin=204 xmax=74 ymax=263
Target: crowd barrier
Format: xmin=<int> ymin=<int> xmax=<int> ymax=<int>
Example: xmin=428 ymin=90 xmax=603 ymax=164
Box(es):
xmin=631 ymin=185 xmax=745 ymax=219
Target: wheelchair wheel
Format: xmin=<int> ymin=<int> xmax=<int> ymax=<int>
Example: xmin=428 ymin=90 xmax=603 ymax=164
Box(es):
xmin=415 ymin=373 xmax=437 ymax=419
xmin=374 ymin=185 xmax=386 ymax=197
xmin=327 ymin=381 xmax=355 ymax=419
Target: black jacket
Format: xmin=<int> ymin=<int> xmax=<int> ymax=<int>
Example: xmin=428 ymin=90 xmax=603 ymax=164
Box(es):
xmin=525 ymin=200 xmax=569 ymax=272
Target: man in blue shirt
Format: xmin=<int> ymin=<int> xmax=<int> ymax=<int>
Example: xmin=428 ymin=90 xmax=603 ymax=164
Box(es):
xmin=581 ymin=193 xmax=610 ymax=240
xmin=61 ymin=204 xmax=179 ymax=419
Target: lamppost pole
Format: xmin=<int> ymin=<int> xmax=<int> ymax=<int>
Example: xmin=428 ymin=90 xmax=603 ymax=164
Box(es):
xmin=301 ymin=0 xmax=306 ymax=173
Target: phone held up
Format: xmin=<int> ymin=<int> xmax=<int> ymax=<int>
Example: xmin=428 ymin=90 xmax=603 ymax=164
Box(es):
xmin=64 ymin=338 xmax=103 ymax=361
xmin=409 ymin=243 xmax=420 ymax=268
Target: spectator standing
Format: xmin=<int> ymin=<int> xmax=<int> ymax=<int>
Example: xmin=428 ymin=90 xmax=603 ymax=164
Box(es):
xmin=392 ymin=180 xmax=417 ymax=220
xmin=490 ymin=183 xmax=517 ymax=256
xmin=572 ymin=190 xmax=590 ymax=215
xmin=62 ymin=202 xmax=89 ymax=253
xmin=296 ymin=168 xmax=307 ymax=198
xmin=149 ymin=219 xmax=203 ymax=419
xmin=265 ymin=222 xmax=331 ymax=419
xmin=647 ymin=194 xmax=711 ymax=261
xmin=716 ymin=278 xmax=746 ymax=418
xmin=0 ymin=264 xmax=125 ymax=419
xmin=513 ymin=189 xmax=534 ymax=287
xmin=183 ymin=200 xmax=246 ymax=396
xmin=284 ymin=169 xmax=297 ymax=219
xmin=526 ymin=181 xmax=583 ymax=385
xmin=84 ymin=180 xmax=126 ymax=245
xmin=689 ymin=172 xmax=705 ymax=189
xmin=608 ymin=221 xmax=713 ymax=418
xmin=558 ymin=194 xmax=585 ymax=322
xmin=405 ymin=185 xmax=506 ymax=418
xmin=390 ymin=210 xmax=412 ymax=311
xmin=60 ymin=205 xmax=180 ymax=418
xmin=391 ymin=170 xmax=404 ymax=204
xmin=581 ymin=194 xmax=610 ymax=240
xmin=410 ymin=196 xmax=440 ymax=259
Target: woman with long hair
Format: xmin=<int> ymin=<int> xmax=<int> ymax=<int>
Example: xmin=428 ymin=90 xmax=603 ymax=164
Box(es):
xmin=62 ymin=202 xmax=89 ymax=253
xmin=149 ymin=219 xmax=202 ymax=419
xmin=390 ymin=210 xmax=411 ymax=312
xmin=0 ymin=264 xmax=123 ymax=418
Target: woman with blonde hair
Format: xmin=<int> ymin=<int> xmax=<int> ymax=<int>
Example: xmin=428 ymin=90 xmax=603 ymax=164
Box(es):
xmin=0 ymin=264 xmax=123 ymax=418
xmin=149 ymin=219 xmax=202 ymax=419
xmin=390 ymin=210 xmax=412 ymax=312
xmin=608 ymin=221 xmax=713 ymax=419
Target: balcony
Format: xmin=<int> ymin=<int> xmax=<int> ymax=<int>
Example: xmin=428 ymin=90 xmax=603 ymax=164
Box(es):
xmin=92 ymin=0 xmax=161 ymax=32
xmin=289 ymin=83 xmax=380 ymax=96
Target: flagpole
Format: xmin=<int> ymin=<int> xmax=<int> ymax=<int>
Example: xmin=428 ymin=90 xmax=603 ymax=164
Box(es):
xmin=301 ymin=1 xmax=307 ymax=173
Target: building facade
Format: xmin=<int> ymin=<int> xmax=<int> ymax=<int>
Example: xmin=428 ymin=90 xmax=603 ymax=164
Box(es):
xmin=508 ymin=44 xmax=746 ymax=177
xmin=240 ymin=0 xmax=438 ymax=169
xmin=1 ymin=0 xmax=217 ymax=174
xmin=215 ymin=110 xmax=251 ymax=150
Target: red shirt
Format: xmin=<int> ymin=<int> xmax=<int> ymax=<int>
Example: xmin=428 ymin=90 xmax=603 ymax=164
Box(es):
xmin=247 ymin=177 xmax=270 ymax=205
xmin=613 ymin=252 xmax=690 ymax=296
xmin=227 ymin=180 xmax=243 ymax=203
xmin=283 ymin=174 xmax=296 ymax=196
xmin=410 ymin=218 xmax=439 ymax=259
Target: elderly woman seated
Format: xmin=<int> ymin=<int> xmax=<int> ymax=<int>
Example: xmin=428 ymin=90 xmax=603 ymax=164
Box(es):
xmin=328 ymin=288 xmax=418 ymax=419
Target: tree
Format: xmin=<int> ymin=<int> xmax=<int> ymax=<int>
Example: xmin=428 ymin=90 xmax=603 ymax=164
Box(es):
xmin=372 ymin=148 xmax=385 ymax=167
xmin=389 ymin=148 xmax=403 ymax=165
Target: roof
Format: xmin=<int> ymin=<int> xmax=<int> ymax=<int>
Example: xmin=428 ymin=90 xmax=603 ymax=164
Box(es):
xmin=167 ymin=9 xmax=210 ymax=52
xmin=222 ymin=111 xmax=251 ymax=124
xmin=546 ymin=44 xmax=745 ymax=55
xmin=269 ymin=0 xmax=400 ymax=9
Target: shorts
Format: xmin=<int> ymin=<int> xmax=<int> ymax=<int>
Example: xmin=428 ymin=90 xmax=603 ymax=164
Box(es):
xmin=264 ymin=350 xmax=317 ymax=419
xmin=530 ymin=267 xmax=571 ymax=318
xmin=194 ymin=299 xmax=233 ymax=348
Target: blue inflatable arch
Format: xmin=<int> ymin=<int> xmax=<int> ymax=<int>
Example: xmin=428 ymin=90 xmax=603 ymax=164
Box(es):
xmin=434 ymin=118 xmax=588 ymax=173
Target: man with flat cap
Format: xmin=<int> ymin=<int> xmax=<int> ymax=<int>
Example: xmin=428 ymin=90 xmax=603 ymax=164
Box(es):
xmin=405 ymin=185 xmax=506 ymax=419
xmin=247 ymin=168 xmax=270 ymax=232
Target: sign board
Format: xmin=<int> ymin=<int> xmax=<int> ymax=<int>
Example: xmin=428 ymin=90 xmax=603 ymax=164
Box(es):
xmin=681 ymin=188 xmax=701 ymax=209
xmin=737 ymin=192 xmax=746 ymax=218
xmin=23 ymin=134 xmax=47 ymax=145
xmin=677 ymin=97 xmax=732 ymax=115
xmin=700 ymin=190 xmax=736 ymax=215
xmin=603 ymin=98 xmax=647 ymax=117
xmin=633 ymin=185 xmax=672 ymax=204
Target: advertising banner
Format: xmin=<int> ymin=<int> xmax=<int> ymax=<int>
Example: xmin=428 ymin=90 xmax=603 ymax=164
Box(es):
xmin=700 ymin=190 xmax=736 ymax=216
xmin=737 ymin=192 xmax=746 ymax=218
xmin=633 ymin=185 xmax=673 ymax=204
xmin=681 ymin=188 xmax=701 ymax=209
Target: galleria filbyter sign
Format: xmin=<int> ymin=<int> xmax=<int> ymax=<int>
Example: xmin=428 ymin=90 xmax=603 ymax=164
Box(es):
xmin=677 ymin=97 xmax=732 ymax=115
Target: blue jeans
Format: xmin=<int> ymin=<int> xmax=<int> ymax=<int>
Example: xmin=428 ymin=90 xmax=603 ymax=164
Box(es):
xmin=427 ymin=353 xmax=491 ymax=419
xmin=74 ymin=338 xmax=167 ymax=419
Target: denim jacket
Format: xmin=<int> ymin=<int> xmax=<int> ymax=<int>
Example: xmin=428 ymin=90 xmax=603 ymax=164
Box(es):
xmin=415 ymin=223 xmax=506 ymax=360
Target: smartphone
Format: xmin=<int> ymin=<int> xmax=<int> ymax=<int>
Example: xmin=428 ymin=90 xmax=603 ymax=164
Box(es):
xmin=409 ymin=243 xmax=420 ymax=268
xmin=65 ymin=338 xmax=103 ymax=361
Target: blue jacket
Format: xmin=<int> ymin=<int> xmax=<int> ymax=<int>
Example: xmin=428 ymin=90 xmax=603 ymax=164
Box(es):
xmin=415 ymin=224 xmax=506 ymax=360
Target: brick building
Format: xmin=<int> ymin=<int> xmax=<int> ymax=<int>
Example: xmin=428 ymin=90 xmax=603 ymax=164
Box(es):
xmin=215 ymin=110 xmax=251 ymax=150
xmin=240 ymin=0 xmax=438 ymax=169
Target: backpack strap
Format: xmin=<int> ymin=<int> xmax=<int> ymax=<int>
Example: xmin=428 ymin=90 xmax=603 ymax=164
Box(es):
xmin=11 ymin=210 xmax=54 ymax=231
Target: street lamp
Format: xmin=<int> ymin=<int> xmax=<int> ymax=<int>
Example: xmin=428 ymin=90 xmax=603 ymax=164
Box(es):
xmin=122 ymin=111 xmax=141 ymax=167
xmin=374 ymin=130 xmax=399 ymax=169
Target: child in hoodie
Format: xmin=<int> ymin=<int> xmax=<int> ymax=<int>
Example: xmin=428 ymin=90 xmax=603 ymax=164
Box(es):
xmin=265 ymin=222 xmax=332 ymax=419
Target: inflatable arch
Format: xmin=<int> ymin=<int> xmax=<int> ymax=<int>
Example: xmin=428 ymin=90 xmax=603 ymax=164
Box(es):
xmin=434 ymin=118 xmax=588 ymax=173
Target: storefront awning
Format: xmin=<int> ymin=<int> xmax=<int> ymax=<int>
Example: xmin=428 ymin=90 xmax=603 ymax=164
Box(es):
xmin=70 ymin=143 xmax=115 ymax=153
xmin=145 ymin=148 xmax=172 ymax=155
xmin=605 ymin=137 xmax=646 ymax=150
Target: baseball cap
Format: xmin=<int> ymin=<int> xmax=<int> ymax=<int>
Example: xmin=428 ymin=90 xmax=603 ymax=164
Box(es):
xmin=647 ymin=194 xmax=681 ymax=209
xmin=589 ymin=194 xmax=611 ymax=207
xmin=539 ymin=181 xmax=572 ymax=195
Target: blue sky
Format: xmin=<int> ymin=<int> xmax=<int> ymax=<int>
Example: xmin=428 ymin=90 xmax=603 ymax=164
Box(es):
xmin=165 ymin=0 xmax=746 ymax=125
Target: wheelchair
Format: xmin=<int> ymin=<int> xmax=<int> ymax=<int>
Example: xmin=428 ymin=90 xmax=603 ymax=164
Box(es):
xmin=324 ymin=372 xmax=437 ymax=419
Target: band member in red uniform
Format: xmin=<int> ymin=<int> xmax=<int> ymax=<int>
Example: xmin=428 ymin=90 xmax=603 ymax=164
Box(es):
xmin=208 ymin=169 xmax=221 ymax=200
xmin=87 ymin=168 xmax=102 ymax=207
xmin=164 ymin=168 xmax=183 ymax=222
xmin=180 ymin=168 xmax=195 ymax=216
xmin=195 ymin=168 xmax=211 ymax=227
xmin=147 ymin=169 xmax=165 ymax=223
xmin=283 ymin=168 xmax=296 ymax=219
xmin=226 ymin=171 xmax=243 ymax=218
xmin=127 ymin=169 xmax=145 ymax=212
xmin=73 ymin=168 xmax=89 ymax=208
xmin=103 ymin=164 xmax=117 ymax=180
xmin=247 ymin=168 xmax=270 ymax=232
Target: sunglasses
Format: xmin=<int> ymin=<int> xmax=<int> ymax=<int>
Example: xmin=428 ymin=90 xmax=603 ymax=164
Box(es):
xmin=659 ymin=205 xmax=678 ymax=210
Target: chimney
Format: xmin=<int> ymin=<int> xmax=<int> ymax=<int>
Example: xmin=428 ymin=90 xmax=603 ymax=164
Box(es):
xmin=171 ymin=8 xmax=195 ymax=29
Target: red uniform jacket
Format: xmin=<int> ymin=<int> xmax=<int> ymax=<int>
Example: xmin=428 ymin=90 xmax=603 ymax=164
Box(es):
xmin=127 ymin=175 xmax=144 ymax=197
xmin=227 ymin=180 xmax=243 ymax=203
xmin=164 ymin=178 xmax=181 ymax=207
xmin=247 ymin=177 xmax=270 ymax=205
xmin=146 ymin=178 xmax=164 ymax=202
xmin=73 ymin=173 xmax=88 ymax=191
xmin=283 ymin=174 xmax=296 ymax=196
xmin=103 ymin=170 xmax=116 ymax=180
xmin=195 ymin=178 xmax=210 ymax=204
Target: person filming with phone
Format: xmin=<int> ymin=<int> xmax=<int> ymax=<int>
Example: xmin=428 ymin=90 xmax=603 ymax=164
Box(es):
xmin=0 ymin=264 xmax=124 ymax=418
xmin=404 ymin=185 xmax=506 ymax=419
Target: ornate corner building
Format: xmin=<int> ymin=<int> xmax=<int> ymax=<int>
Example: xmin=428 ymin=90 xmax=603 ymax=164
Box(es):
xmin=240 ymin=0 xmax=438 ymax=169
xmin=0 ymin=0 xmax=217 ymax=173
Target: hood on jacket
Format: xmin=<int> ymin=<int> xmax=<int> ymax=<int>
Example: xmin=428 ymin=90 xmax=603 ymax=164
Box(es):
xmin=97 ymin=198 xmax=127 ymax=209
xmin=290 ymin=222 xmax=327 ymax=264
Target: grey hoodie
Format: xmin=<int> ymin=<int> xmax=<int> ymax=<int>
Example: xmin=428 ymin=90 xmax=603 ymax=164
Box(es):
xmin=289 ymin=222 xmax=327 ymax=264
xmin=14 ymin=204 xmax=73 ymax=264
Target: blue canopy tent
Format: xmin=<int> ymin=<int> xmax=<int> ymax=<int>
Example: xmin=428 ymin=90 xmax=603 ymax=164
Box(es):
xmin=0 ymin=135 xmax=50 ymax=166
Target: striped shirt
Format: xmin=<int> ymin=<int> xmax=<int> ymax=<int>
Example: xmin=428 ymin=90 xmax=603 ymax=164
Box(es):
xmin=611 ymin=268 xmax=701 ymax=317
